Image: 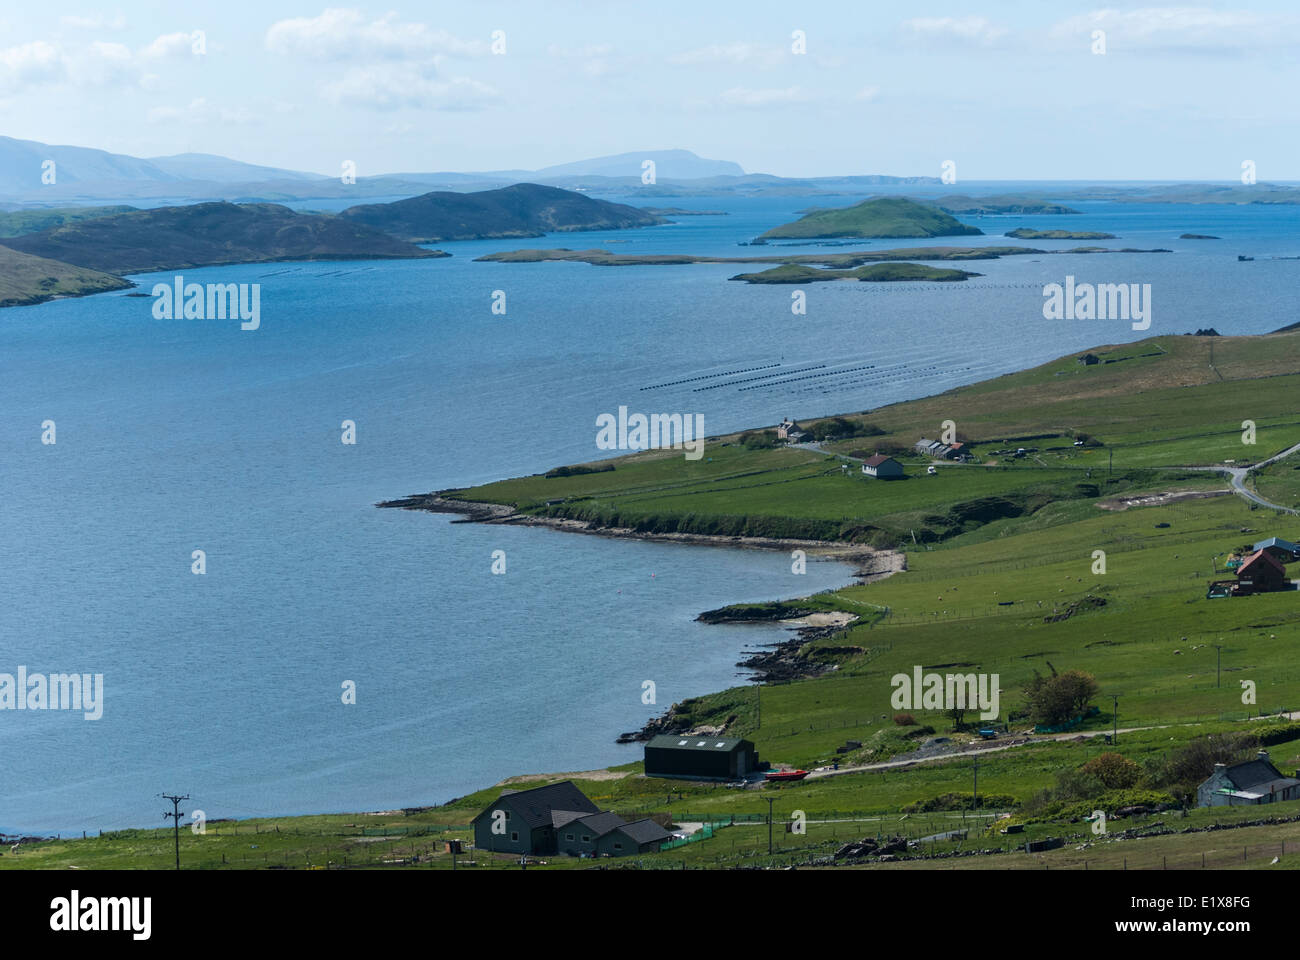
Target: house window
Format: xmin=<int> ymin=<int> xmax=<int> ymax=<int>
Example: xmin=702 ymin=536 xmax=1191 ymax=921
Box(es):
xmin=565 ymin=833 xmax=574 ymax=840
xmin=581 ymin=835 xmax=590 ymax=842
xmin=614 ymin=843 xmax=623 ymax=850
xmin=510 ymin=831 xmax=519 ymax=842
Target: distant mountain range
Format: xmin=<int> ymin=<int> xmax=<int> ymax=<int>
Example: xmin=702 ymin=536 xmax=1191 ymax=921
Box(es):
xmin=0 ymin=137 xmax=935 ymax=204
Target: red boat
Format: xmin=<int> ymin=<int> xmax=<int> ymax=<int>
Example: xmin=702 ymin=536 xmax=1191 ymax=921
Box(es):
xmin=764 ymin=769 xmax=809 ymax=782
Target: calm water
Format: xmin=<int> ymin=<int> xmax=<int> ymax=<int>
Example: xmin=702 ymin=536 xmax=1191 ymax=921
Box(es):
xmin=2 ymin=191 xmax=1296 ymax=832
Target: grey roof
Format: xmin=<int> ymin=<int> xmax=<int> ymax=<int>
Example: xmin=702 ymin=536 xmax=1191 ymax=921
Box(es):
xmin=1224 ymin=759 xmax=1294 ymax=791
xmin=646 ymin=734 xmax=753 ymax=752
xmin=573 ymin=811 xmax=627 ymax=837
xmin=550 ymin=809 xmax=591 ymax=830
xmin=1224 ymin=777 xmax=1300 ymax=800
xmin=475 ymin=780 xmax=598 ymax=829
xmin=1254 ymin=536 xmax=1299 ymax=554
xmin=615 ymin=818 xmax=673 ymax=845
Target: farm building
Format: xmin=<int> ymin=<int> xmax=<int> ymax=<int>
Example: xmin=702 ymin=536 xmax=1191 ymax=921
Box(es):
xmin=472 ymin=780 xmax=670 ymax=857
xmin=1197 ymin=750 xmax=1300 ymax=807
xmin=776 ymin=418 xmax=805 ymax=441
xmin=861 ymin=454 xmax=904 ymax=478
xmin=1253 ymin=537 xmax=1300 ymax=564
xmin=644 ymin=734 xmax=759 ymax=780
xmin=1234 ymin=549 xmax=1289 ymax=595
xmin=554 ymin=812 xmax=671 ymax=857
xmin=913 ymin=438 xmax=969 ymax=461
xmin=1077 ymin=353 xmax=1100 ymax=365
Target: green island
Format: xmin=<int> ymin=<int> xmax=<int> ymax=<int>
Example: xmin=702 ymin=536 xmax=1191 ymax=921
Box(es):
xmin=338 ymin=182 xmax=666 ymax=242
xmin=1006 ymin=228 xmax=1117 ymax=240
xmin=727 ymin=262 xmax=979 ymax=283
xmin=757 ymin=196 xmax=984 ymax=240
xmin=0 ymin=201 xmax=446 ymax=276
xmin=1181 ymin=233 xmax=1221 ymax=240
xmin=476 ymin=243 xmax=1171 ymax=267
xmin=11 ymin=330 xmax=1300 ymax=871
xmin=931 ymin=195 xmax=1080 ymax=215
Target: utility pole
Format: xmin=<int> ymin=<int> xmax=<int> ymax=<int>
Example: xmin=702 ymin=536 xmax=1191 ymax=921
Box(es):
xmin=972 ymin=758 xmax=979 ymax=811
xmin=1108 ymin=448 xmax=1113 ymax=478
xmin=1214 ymin=643 xmax=1223 ymax=688
xmin=1109 ymin=696 xmax=1119 ymax=745
xmin=765 ymin=796 xmax=775 ymax=855
xmin=161 ymin=793 xmax=189 ymax=870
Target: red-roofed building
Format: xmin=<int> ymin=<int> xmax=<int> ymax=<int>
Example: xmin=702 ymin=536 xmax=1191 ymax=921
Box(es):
xmin=1234 ymin=549 xmax=1288 ymax=595
xmin=861 ymin=455 xmax=903 ymax=479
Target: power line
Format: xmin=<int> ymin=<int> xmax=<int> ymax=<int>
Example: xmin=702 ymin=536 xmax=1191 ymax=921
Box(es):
xmin=160 ymin=793 xmax=190 ymax=870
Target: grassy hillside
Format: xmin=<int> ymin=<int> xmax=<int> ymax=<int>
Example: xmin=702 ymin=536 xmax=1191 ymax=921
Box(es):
xmin=759 ymin=196 xmax=983 ymax=240
xmin=1 ymin=201 xmax=445 ymax=274
xmin=339 ymin=182 xmax=666 ymax=243
xmin=0 ymin=205 xmax=135 ymax=238
xmin=0 ymin=245 xmax=132 ymax=307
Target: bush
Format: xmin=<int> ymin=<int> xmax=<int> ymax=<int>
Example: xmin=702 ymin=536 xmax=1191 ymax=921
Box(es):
xmin=544 ymin=462 xmax=614 ymax=479
xmin=738 ymin=430 xmax=778 ymax=449
xmin=903 ymin=792 xmax=1017 ymax=813
xmin=1079 ymin=752 xmax=1143 ymax=790
xmin=893 ymin=713 xmax=916 ymax=726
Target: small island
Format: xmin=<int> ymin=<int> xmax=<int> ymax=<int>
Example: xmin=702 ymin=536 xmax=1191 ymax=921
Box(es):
xmin=1180 ymin=233 xmax=1220 ymax=239
xmin=1005 ymin=228 xmax=1116 ymax=240
xmin=757 ymin=196 xmax=982 ymax=240
xmin=638 ymin=207 xmax=727 ymax=216
xmin=728 ymin=262 xmax=978 ymax=284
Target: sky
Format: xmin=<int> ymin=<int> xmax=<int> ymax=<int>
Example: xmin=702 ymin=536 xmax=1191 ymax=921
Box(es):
xmin=0 ymin=1 xmax=1297 ymax=180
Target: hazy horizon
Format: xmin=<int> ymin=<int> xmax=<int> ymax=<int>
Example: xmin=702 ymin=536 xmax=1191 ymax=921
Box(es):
xmin=2 ymin=2 xmax=1299 ymax=181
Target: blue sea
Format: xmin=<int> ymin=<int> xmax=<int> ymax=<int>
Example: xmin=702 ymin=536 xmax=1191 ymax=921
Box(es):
xmin=2 ymin=188 xmax=1297 ymax=832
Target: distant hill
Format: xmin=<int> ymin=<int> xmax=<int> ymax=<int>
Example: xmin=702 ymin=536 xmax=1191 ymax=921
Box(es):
xmin=338 ymin=183 xmax=667 ymax=242
xmin=146 ymin=153 xmax=326 ymax=183
xmin=530 ymin=149 xmax=744 ymax=180
xmin=1 ymin=202 xmax=444 ymax=274
xmin=0 ymin=245 xmax=132 ymax=307
xmin=0 ymin=136 xmax=177 ymax=189
xmin=759 ymin=197 xmax=983 ymax=240
xmin=0 ymin=205 xmax=137 ymax=238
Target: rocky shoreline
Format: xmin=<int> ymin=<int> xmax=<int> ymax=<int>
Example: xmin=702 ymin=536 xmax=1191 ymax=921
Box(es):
xmin=377 ymin=493 xmax=903 ymax=746
xmin=376 ymin=493 xmax=904 ymax=580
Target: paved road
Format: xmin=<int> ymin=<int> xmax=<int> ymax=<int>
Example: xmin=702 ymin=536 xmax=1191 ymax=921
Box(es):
xmin=1186 ymin=440 xmax=1300 ymax=514
xmin=803 ymin=710 xmax=1300 ymax=782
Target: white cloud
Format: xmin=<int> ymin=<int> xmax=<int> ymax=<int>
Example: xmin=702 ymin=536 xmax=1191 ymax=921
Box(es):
xmin=266 ymin=8 xmax=485 ymax=60
xmin=855 ymin=85 xmax=881 ymax=101
xmin=902 ymin=16 xmax=1008 ymax=45
xmin=321 ymin=64 xmax=496 ymax=110
xmin=141 ymin=32 xmax=198 ymax=59
xmin=1051 ymin=7 xmax=1299 ymax=50
xmin=0 ymin=41 xmax=66 ymax=92
xmin=671 ymin=42 xmax=786 ymax=67
xmin=148 ymin=98 xmax=257 ymax=125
